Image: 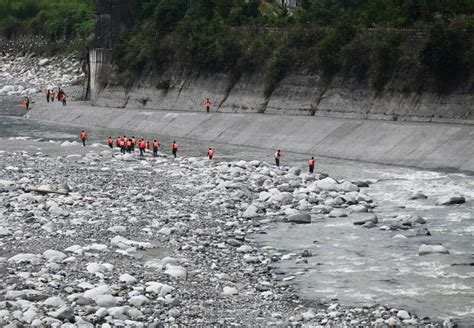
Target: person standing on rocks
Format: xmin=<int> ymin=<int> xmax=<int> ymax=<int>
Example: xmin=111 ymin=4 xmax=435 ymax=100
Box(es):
xmin=127 ymin=138 xmax=133 ymax=153
xmin=275 ymin=149 xmax=281 ymax=167
xmin=172 ymin=141 xmax=179 ymax=158
xmin=116 ymin=136 xmax=121 ymax=148
xmin=309 ymin=156 xmax=315 ymax=173
xmin=80 ymin=130 xmax=87 ymax=147
xmin=153 ymin=140 xmax=160 ymax=157
xmin=204 ymin=98 xmax=212 ymax=114
xmin=207 ymin=148 xmax=214 ymax=160
xmin=146 ymin=141 xmax=150 ymax=153
xmin=23 ymin=96 xmax=30 ymax=110
xmin=45 ymin=89 xmax=50 ymax=103
xmin=119 ymin=138 xmax=126 ymax=154
xmin=139 ymin=139 xmax=146 ymax=157
xmin=61 ymin=93 xmax=67 ymax=106
xmin=108 ymin=137 xmax=114 ymax=148
xmin=131 ymin=136 xmax=136 ymax=151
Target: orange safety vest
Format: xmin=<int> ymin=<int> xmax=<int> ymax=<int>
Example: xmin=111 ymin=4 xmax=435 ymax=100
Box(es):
xmin=127 ymin=140 xmax=132 ymax=147
xmin=172 ymin=143 xmax=178 ymax=151
xmin=309 ymin=159 xmax=315 ymax=166
xmin=116 ymin=137 xmax=121 ymax=145
xmin=153 ymin=142 xmax=159 ymax=149
xmin=119 ymin=140 xmax=125 ymax=147
xmin=139 ymin=141 xmax=146 ymax=149
xmin=81 ymin=132 xmax=87 ymax=139
xmin=131 ymin=138 xmax=136 ymax=145
xmin=108 ymin=138 xmax=113 ymax=145
xmin=205 ymin=100 xmax=211 ymax=107
xmin=23 ymin=100 xmax=28 ymax=109
xmin=208 ymin=150 xmax=214 ymax=157
xmin=123 ymin=137 xmax=127 ymax=144
xmin=275 ymin=151 xmax=280 ymax=159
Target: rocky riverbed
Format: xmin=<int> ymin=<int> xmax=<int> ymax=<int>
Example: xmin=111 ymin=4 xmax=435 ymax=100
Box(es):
xmin=0 ymin=142 xmax=444 ymax=327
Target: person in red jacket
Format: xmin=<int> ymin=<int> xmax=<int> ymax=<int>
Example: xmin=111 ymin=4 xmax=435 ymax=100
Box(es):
xmin=127 ymin=139 xmax=133 ymax=153
xmin=172 ymin=141 xmax=179 ymax=158
xmin=274 ymin=149 xmax=281 ymax=167
xmin=308 ymin=156 xmax=315 ymax=173
xmin=204 ymin=98 xmax=212 ymax=114
xmin=116 ymin=136 xmax=121 ymax=148
xmin=131 ymin=136 xmax=136 ymax=151
xmin=152 ymin=140 xmax=160 ymax=157
xmin=108 ymin=137 xmax=113 ymax=148
xmin=207 ymin=148 xmax=214 ymax=160
xmin=80 ymin=130 xmax=87 ymax=147
xmin=139 ymin=139 xmax=146 ymax=157
xmin=146 ymin=141 xmax=150 ymax=151
xmin=119 ymin=138 xmax=125 ymax=154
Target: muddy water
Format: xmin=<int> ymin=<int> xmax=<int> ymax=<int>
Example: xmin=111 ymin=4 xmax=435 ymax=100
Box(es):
xmin=1 ymin=115 xmax=472 ymax=324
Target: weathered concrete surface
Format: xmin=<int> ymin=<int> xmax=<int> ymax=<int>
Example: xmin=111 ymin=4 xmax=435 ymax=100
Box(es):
xmin=93 ymin=69 xmax=474 ymax=124
xmin=26 ymin=103 xmax=474 ymax=172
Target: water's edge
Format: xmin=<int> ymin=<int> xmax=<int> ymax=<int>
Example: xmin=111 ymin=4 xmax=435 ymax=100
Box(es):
xmin=26 ymin=102 xmax=474 ymax=173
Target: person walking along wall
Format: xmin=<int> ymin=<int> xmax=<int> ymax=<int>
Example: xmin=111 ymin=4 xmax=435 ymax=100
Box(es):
xmin=80 ymin=130 xmax=87 ymax=147
xmin=309 ymin=156 xmax=315 ymax=173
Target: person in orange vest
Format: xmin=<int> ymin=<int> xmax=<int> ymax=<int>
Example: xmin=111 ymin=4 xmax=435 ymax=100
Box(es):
xmin=308 ymin=156 xmax=315 ymax=173
xmin=61 ymin=93 xmax=67 ymax=106
xmin=172 ymin=141 xmax=179 ymax=158
xmin=116 ymin=136 xmax=121 ymax=148
xmin=275 ymin=149 xmax=281 ymax=167
xmin=108 ymin=137 xmax=113 ymax=148
xmin=80 ymin=130 xmax=87 ymax=147
xmin=152 ymin=140 xmax=160 ymax=157
xmin=139 ymin=139 xmax=146 ymax=157
xmin=131 ymin=136 xmax=136 ymax=151
xmin=45 ymin=90 xmax=50 ymax=103
xmin=123 ymin=135 xmax=128 ymax=145
xmin=119 ymin=138 xmax=126 ymax=154
xmin=207 ymin=148 xmax=214 ymax=160
xmin=23 ymin=97 xmax=29 ymax=110
xmin=127 ymin=138 xmax=133 ymax=153
xmin=204 ymin=98 xmax=212 ymax=114
xmin=146 ymin=141 xmax=150 ymax=152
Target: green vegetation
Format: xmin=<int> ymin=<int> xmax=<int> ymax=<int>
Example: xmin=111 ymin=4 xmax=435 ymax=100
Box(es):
xmin=0 ymin=0 xmax=93 ymax=40
xmin=113 ymin=0 xmax=474 ymax=93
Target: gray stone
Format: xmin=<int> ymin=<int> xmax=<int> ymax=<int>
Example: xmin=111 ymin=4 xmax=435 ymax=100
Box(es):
xmin=436 ymin=196 xmax=465 ymax=206
xmin=418 ymin=244 xmax=449 ymax=255
xmin=288 ymin=214 xmax=311 ymax=224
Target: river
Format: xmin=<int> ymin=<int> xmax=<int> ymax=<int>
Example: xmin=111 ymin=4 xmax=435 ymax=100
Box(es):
xmin=0 ymin=114 xmax=473 ymax=325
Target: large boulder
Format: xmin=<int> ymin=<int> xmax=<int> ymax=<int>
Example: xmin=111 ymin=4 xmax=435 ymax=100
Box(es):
xmin=315 ymin=178 xmax=339 ymax=191
xmin=352 ymin=214 xmax=378 ymax=225
xmin=436 ymin=196 xmax=465 ymax=206
xmin=288 ymin=213 xmax=311 ymax=224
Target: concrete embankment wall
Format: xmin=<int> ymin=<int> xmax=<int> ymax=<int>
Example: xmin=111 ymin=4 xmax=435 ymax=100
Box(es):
xmin=27 ymin=104 xmax=474 ymax=172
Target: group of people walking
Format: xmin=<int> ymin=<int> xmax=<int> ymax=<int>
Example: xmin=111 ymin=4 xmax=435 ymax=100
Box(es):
xmin=81 ymin=131 xmax=316 ymax=172
xmin=275 ymin=150 xmax=315 ymax=173
xmin=45 ymin=88 xmax=67 ymax=106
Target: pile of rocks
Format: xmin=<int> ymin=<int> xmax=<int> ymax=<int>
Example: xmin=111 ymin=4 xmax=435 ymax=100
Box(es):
xmin=0 ymin=148 xmax=440 ymax=326
xmin=0 ymin=51 xmax=83 ymax=98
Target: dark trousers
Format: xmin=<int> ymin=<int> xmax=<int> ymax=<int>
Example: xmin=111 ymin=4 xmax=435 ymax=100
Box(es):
xmin=275 ymin=158 xmax=280 ymax=166
xmin=206 ymin=106 xmax=210 ymax=113
xmin=121 ymin=146 xmax=125 ymax=154
xmin=82 ymin=138 xmax=86 ymax=146
xmin=153 ymin=149 xmax=158 ymax=157
xmin=209 ymin=156 xmax=213 ymax=160
xmin=46 ymin=96 xmax=49 ymax=103
xmin=172 ymin=149 xmax=177 ymax=158
xmin=309 ymin=165 xmax=314 ymax=173
xmin=109 ymin=144 xmax=113 ymax=148
xmin=140 ymin=148 xmax=144 ymax=157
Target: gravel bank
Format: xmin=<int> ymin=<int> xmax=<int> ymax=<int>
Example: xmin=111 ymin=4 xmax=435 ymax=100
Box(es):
xmin=0 ymin=142 xmax=442 ymax=327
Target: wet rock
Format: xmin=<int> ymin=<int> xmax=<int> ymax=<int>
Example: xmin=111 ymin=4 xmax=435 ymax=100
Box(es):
xmin=49 ymin=306 xmax=74 ymax=321
xmin=410 ymin=192 xmax=427 ymax=200
xmin=415 ymin=227 xmax=431 ymax=236
xmin=328 ymin=209 xmax=347 ymax=218
xmin=436 ymin=196 xmax=465 ymax=206
xmin=223 ymin=286 xmax=238 ymax=295
xmin=288 ymin=214 xmax=311 ymax=224
xmin=352 ymin=214 xmax=378 ymax=225
xmin=397 ymin=310 xmax=410 ymax=320
xmin=418 ymin=244 xmax=449 ymax=255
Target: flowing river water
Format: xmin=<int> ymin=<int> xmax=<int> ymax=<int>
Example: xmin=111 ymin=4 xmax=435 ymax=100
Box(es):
xmin=0 ymin=114 xmax=473 ymax=325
